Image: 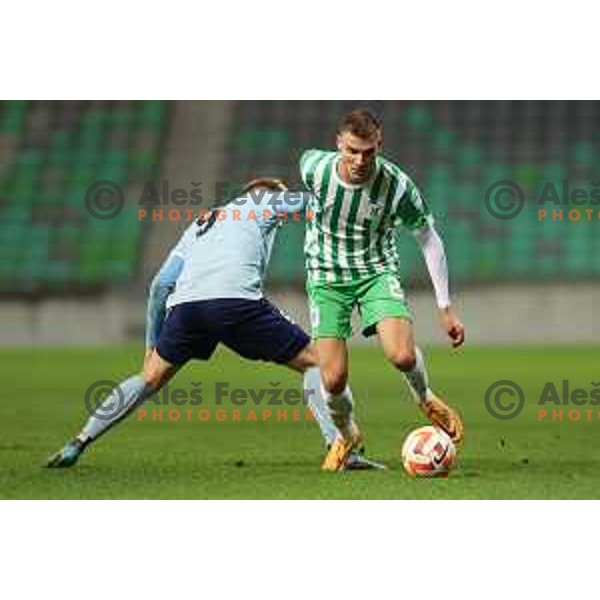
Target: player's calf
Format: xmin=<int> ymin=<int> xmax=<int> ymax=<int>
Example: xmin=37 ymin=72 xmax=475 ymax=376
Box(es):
xmin=46 ymin=351 xmax=179 ymax=469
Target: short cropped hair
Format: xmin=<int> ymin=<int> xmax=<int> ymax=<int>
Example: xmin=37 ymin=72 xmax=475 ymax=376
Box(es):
xmin=337 ymin=109 xmax=382 ymax=139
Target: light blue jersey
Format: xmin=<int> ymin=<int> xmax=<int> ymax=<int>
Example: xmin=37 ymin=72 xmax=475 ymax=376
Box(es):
xmin=167 ymin=189 xmax=308 ymax=306
xmin=146 ymin=189 xmax=310 ymax=347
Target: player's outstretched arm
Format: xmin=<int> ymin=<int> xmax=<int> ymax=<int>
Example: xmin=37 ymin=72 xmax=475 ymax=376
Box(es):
xmin=412 ymin=224 xmax=465 ymax=348
xmin=145 ymin=253 xmax=184 ymax=351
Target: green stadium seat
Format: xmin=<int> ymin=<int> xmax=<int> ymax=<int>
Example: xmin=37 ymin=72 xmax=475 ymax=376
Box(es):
xmin=456 ymin=145 xmax=481 ymax=166
xmin=541 ymin=162 xmax=567 ymax=181
xmin=77 ymin=146 xmax=101 ymax=167
xmin=404 ymin=105 xmax=433 ymax=131
xmin=79 ymin=259 xmax=103 ymax=283
xmin=94 ymin=164 xmax=127 ymax=184
xmin=47 ymin=147 xmax=71 ymax=168
xmin=102 ymin=150 xmax=129 ymax=165
xmin=4 ymin=205 xmax=32 ymax=223
xmin=0 ymin=260 xmax=15 ymax=282
xmin=130 ymin=151 xmax=155 ymax=168
xmin=50 ymin=131 xmax=72 ymax=150
xmin=431 ymin=130 xmax=457 ymax=154
xmin=82 ymin=109 xmax=106 ymax=128
xmin=139 ymin=101 xmax=164 ymax=125
xmin=79 ymin=128 xmax=104 ymax=147
xmin=482 ymin=163 xmax=513 ymax=184
xmin=514 ymin=164 xmax=539 ymax=188
xmin=573 ymin=141 xmax=595 ymax=165
xmin=1 ymin=101 xmax=28 ymax=132
xmin=104 ymin=261 xmax=134 ymax=279
xmin=17 ymin=148 xmax=44 ymax=167
xmin=108 ymin=108 xmax=134 ymax=129
xmin=564 ymin=233 xmax=591 ymax=274
xmin=427 ymin=163 xmax=452 ymax=184
xmin=236 ymin=129 xmax=289 ymax=152
xmin=43 ymin=262 xmax=76 ymax=283
xmin=268 ymin=221 xmax=304 ymax=284
xmin=71 ymin=166 xmax=97 ymax=188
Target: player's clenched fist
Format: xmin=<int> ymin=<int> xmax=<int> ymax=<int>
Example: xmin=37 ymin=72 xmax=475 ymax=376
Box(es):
xmin=439 ymin=305 xmax=465 ymax=348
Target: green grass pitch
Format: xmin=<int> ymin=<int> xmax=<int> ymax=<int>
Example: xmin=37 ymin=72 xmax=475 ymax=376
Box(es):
xmin=1 ymin=345 xmax=599 ymax=499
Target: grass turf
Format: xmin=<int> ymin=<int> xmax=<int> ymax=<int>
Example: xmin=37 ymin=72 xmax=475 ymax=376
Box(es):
xmin=1 ymin=344 xmax=599 ymax=499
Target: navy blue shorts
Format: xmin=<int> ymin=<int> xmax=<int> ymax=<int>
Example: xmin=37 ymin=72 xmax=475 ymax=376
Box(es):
xmin=156 ymin=298 xmax=310 ymax=366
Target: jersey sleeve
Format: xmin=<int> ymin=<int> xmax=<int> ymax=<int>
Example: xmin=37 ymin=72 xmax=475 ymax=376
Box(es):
xmin=413 ymin=224 xmax=450 ymax=308
xmin=299 ymin=148 xmax=323 ymax=190
xmin=396 ymin=176 xmax=434 ymax=231
xmin=145 ymin=252 xmax=184 ymax=348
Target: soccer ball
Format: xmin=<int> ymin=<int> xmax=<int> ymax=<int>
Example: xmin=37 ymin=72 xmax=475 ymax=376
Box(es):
xmin=401 ymin=425 xmax=456 ymax=477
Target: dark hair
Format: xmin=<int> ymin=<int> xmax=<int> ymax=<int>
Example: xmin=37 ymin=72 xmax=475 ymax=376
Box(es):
xmin=337 ymin=109 xmax=381 ymax=139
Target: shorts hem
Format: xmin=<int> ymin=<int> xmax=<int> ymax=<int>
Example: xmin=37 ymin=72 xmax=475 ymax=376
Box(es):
xmin=311 ymin=331 xmax=353 ymax=340
xmin=270 ymin=337 xmax=311 ymax=365
xmin=361 ymin=313 xmax=413 ymax=338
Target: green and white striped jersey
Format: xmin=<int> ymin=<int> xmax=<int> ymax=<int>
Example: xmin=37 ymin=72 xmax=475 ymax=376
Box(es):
xmin=300 ymin=148 xmax=433 ymax=283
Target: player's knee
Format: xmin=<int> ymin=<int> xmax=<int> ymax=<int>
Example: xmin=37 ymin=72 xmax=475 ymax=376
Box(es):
xmin=322 ymin=370 xmax=348 ymax=396
xmin=142 ymin=349 xmax=177 ymax=391
xmin=388 ymin=350 xmax=416 ymax=372
xmin=141 ymin=369 xmax=162 ymax=391
xmin=287 ymin=343 xmax=318 ymax=372
xmin=142 ymin=362 xmax=169 ymax=391
xmin=298 ymin=343 xmax=319 ymax=368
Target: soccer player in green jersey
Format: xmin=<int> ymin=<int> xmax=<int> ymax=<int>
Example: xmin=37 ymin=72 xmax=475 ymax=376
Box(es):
xmin=299 ymin=109 xmax=465 ymax=470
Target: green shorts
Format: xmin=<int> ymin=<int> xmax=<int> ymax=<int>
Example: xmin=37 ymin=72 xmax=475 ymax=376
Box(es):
xmin=306 ymin=271 xmax=412 ymax=339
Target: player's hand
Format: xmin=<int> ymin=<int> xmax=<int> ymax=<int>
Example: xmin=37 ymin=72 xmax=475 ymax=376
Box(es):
xmin=438 ymin=305 xmax=465 ymax=348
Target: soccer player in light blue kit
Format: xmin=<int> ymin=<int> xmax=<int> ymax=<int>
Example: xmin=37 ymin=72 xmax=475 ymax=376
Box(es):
xmin=47 ymin=178 xmax=382 ymax=470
